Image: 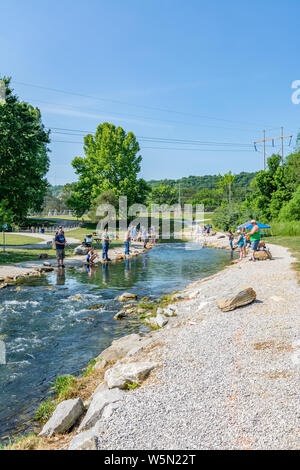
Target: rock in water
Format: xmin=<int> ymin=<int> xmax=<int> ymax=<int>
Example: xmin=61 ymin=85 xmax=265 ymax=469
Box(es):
xmin=217 ymin=287 xmax=256 ymax=312
xmin=104 ymin=361 xmax=158 ymax=389
xmin=254 ymin=250 xmax=272 ymax=260
xmin=39 ymin=398 xmax=85 ymax=437
xmin=117 ymin=292 xmax=137 ymax=301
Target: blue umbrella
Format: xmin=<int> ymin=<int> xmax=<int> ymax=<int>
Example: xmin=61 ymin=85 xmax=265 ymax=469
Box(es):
xmin=237 ymin=221 xmax=271 ymax=230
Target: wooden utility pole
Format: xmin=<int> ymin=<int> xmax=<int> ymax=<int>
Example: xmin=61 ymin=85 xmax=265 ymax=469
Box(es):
xmin=254 ymin=130 xmax=292 ymax=169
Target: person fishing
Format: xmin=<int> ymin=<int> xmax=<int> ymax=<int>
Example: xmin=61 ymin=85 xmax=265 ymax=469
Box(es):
xmin=102 ymin=228 xmax=111 ymax=261
xmin=55 ymin=227 xmax=67 ymax=268
xmin=236 ymin=229 xmax=245 ymax=260
xmin=228 ymin=230 xmax=234 ymax=250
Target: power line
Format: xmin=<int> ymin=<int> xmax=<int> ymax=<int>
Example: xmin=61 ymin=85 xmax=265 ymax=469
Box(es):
xmin=13 ymin=79 xmax=277 ymax=130
xmin=51 ymin=139 xmax=256 ymax=151
xmin=49 ymin=127 xmax=254 ymax=148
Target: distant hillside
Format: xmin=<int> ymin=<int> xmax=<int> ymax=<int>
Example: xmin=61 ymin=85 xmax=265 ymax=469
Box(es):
xmin=147 ymin=172 xmax=257 ymax=190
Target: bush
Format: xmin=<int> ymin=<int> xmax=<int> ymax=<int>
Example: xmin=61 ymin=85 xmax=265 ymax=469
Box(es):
xmin=35 ymin=399 xmax=57 ymax=424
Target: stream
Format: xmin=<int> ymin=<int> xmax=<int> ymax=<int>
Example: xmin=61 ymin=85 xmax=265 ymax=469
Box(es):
xmin=0 ymin=243 xmax=234 ymax=442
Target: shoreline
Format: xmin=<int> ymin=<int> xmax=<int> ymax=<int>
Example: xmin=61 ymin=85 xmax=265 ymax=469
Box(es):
xmin=0 ymin=241 xmax=152 ymax=289
xmin=4 ymin=235 xmax=299 ymax=450
xmin=62 ymin=238 xmax=299 ymax=450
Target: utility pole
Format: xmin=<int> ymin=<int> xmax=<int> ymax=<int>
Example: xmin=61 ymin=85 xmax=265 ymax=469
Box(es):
xmin=281 ymin=126 xmax=284 ymax=164
xmin=263 ymin=130 xmax=266 ymax=171
xmin=254 ymin=130 xmax=292 ymax=169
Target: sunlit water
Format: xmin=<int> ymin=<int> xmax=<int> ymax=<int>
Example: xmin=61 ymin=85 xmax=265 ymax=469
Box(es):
xmin=0 ymin=243 xmax=234 ymax=441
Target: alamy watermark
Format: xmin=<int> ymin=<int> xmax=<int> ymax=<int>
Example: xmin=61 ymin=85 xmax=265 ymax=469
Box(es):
xmin=291 ymin=80 xmax=300 ymax=104
xmin=0 ymin=340 xmax=6 ymax=365
xmin=0 ymin=79 xmax=6 ymax=104
xmin=94 ymin=197 xmax=205 ymax=249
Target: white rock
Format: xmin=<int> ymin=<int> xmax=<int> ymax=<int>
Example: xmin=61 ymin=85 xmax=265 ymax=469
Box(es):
xmin=68 ymin=421 xmax=104 ymax=450
xmin=39 ymin=398 xmax=85 ymax=437
xmin=101 ymin=402 xmax=121 ymax=420
xmin=97 ymin=333 xmax=144 ymax=362
xmin=105 ymin=361 xmax=158 ymax=389
xmin=156 ymin=313 xmax=168 ymax=328
xmin=78 ymin=387 xmax=125 ymax=431
xmin=74 ymin=245 xmax=89 ymax=255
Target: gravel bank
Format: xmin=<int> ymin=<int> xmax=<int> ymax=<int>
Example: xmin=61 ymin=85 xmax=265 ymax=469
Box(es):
xmin=96 ymin=242 xmax=300 ymax=450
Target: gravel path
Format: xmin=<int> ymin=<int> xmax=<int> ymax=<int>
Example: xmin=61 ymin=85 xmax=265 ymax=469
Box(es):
xmin=96 ymin=243 xmax=300 ymax=450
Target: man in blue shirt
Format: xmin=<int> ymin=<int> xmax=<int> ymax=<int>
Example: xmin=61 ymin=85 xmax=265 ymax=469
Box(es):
xmin=55 ymin=227 xmax=67 ymax=268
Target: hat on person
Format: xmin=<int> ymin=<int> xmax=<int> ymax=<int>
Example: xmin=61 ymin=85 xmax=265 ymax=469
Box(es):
xmin=251 ymin=219 xmax=257 ymax=224
xmin=237 ymin=229 xmax=241 ymax=233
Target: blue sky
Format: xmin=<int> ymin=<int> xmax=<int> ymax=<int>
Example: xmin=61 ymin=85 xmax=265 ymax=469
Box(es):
xmin=1 ymin=0 xmax=300 ymax=184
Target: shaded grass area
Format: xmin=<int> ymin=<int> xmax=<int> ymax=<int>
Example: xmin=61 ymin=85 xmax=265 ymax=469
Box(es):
xmin=1 ymin=234 xmax=44 ymax=246
xmin=0 ymin=248 xmax=72 ymax=266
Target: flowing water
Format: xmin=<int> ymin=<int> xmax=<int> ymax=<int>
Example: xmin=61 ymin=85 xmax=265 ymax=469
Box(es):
xmin=0 ymin=243 xmax=234 ymax=442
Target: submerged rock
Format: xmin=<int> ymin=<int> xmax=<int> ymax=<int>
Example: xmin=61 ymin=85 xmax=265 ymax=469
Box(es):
xmin=117 ymin=292 xmax=138 ymax=301
xmin=217 ymin=287 xmax=256 ymax=312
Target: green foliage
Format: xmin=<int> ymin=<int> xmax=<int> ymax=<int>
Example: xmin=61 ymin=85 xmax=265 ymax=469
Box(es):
xmin=0 ymin=77 xmax=50 ymax=223
xmin=124 ymin=382 xmax=139 ymax=390
xmin=69 ymin=122 xmax=150 ymax=216
xmin=35 ymin=399 xmax=56 ymax=424
xmin=82 ymin=359 xmax=97 ymax=377
xmin=147 ymin=184 xmax=178 ymax=206
xmin=51 ymin=375 xmax=77 ymax=400
xmin=278 ymin=186 xmax=300 ymax=221
xmin=88 ymin=189 xmax=119 ymax=222
xmin=270 ymin=221 xmax=300 ymax=236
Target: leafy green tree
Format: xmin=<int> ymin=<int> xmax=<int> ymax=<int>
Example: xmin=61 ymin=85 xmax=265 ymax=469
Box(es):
xmin=279 ymin=185 xmax=300 ymax=221
xmin=69 ymin=123 xmax=149 ymax=216
xmin=147 ymin=184 xmax=178 ymax=206
xmin=217 ymin=171 xmax=236 ymax=203
xmin=88 ymin=190 xmax=119 ymax=221
xmin=0 ymin=77 xmax=50 ymax=223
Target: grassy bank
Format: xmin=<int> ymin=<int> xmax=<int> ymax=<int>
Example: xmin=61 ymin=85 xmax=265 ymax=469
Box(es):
xmin=1 ymin=234 xmax=44 ymax=246
xmin=267 ymin=236 xmax=300 ymax=275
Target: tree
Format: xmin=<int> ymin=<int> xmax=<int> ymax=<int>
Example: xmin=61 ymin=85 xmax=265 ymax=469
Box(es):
xmin=88 ymin=190 xmax=119 ymax=222
xmin=147 ymin=184 xmax=178 ymax=206
xmin=0 ymin=77 xmax=50 ymax=223
xmin=69 ymin=123 xmax=149 ymax=216
xmin=217 ymin=171 xmax=236 ymax=203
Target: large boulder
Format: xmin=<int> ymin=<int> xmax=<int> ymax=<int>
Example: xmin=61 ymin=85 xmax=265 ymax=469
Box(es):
xmin=78 ymin=387 xmax=125 ymax=431
xmin=254 ymin=250 xmax=272 ymax=260
xmin=217 ymin=287 xmax=256 ymax=312
xmin=97 ymin=333 xmax=144 ymax=362
xmin=117 ymin=292 xmax=137 ymax=301
xmin=69 ymin=421 xmax=104 ymax=450
xmin=104 ymin=361 xmax=158 ymax=389
xmin=156 ymin=313 xmax=168 ymax=328
xmin=39 ymin=398 xmax=85 ymax=437
xmin=74 ymin=245 xmax=89 ymax=256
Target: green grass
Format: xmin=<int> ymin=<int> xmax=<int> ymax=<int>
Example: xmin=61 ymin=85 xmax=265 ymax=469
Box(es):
xmin=1 ymin=234 xmax=44 ymax=246
xmin=35 ymin=399 xmax=57 ymax=424
xmin=51 ymin=375 xmax=77 ymax=401
xmin=82 ymin=359 xmax=97 ymax=377
xmin=267 ymin=236 xmax=300 ymax=274
xmin=268 ymin=221 xmax=300 ymax=237
xmin=0 ymin=247 xmax=75 ymax=266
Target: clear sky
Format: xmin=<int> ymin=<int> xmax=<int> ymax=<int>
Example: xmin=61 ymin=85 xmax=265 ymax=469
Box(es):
xmin=1 ymin=0 xmax=300 ymax=184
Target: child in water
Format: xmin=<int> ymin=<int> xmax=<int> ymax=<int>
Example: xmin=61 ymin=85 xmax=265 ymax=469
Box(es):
xmin=86 ymin=247 xmax=97 ymax=265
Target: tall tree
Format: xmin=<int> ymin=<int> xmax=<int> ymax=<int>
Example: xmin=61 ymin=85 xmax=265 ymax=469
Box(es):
xmin=0 ymin=77 xmax=50 ymax=223
xmin=70 ymin=123 xmax=149 ymax=216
